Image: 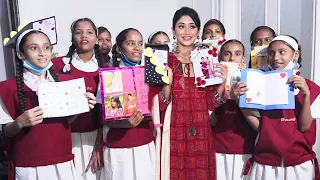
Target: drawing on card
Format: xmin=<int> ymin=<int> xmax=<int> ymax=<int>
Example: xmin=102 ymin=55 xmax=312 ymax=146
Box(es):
xmin=251 ymin=45 xmax=269 ymax=71
xmin=32 ymin=16 xmax=57 ymax=45
xmin=38 ymin=78 xmax=89 ymax=118
xmin=192 ymin=42 xmax=223 ymax=87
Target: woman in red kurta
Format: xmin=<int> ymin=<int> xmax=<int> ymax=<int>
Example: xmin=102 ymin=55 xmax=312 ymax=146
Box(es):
xmin=150 ymin=7 xmax=216 ymax=180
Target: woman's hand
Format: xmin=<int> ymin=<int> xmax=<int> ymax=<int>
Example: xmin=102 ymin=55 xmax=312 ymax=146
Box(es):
xmin=230 ymin=82 xmax=248 ymax=101
xmin=213 ymin=64 xmax=228 ymax=85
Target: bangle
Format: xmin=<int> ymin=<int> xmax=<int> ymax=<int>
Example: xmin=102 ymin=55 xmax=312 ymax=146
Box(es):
xmin=215 ymin=90 xmax=225 ymax=105
xmin=159 ymin=90 xmax=171 ymax=105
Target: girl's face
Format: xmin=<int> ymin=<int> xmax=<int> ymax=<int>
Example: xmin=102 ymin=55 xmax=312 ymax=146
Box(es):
xmin=252 ymin=29 xmax=274 ymax=46
xmin=220 ymin=42 xmax=244 ymax=63
xmin=18 ymin=33 xmax=52 ymax=68
xmin=203 ymin=24 xmax=224 ymax=40
xmin=98 ymin=31 xmax=112 ymax=54
xmin=73 ymin=21 xmax=97 ymax=53
xmin=128 ymin=95 xmax=132 ymax=100
xmin=172 ymin=15 xmax=199 ymax=47
xmin=268 ymin=41 xmax=298 ymax=70
xmin=121 ymin=30 xmax=143 ymax=62
xmin=111 ymin=98 xmax=118 ymax=108
xmin=151 ymin=34 xmax=170 ymax=45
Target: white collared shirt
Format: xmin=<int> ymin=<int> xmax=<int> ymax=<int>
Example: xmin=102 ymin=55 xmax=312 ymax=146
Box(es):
xmin=23 ymin=69 xmax=55 ymax=92
xmin=71 ymin=52 xmax=98 ymax=72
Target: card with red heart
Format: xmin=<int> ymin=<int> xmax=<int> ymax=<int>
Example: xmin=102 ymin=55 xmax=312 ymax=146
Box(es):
xmin=239 ymin=68 xmax=295 ymax=110
xmin=32 ymin=16 xmax=57 ymax=45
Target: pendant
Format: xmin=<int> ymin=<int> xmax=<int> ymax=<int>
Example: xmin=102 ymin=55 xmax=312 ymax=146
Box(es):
xmin=189 ymin=126 xmax=197 ymax=136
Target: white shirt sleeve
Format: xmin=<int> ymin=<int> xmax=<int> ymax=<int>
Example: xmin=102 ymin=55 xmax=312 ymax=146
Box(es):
xmin=96 ymin=82 xmax=102 ymax=104
xmin=0 ymin=97 xmax=14 ymax=125
xmin=311 ymin=94 xmax=320 ymax=119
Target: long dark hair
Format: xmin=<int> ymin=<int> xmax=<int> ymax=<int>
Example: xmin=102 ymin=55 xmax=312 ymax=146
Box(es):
xmin=111 ymin=96 xmax=122 ymax=108
xmin=65 ymin=18 xmax=102 ymax=73
xmin=111 ymin=28 xmax=142 ymax=67
xmin=172 ymin=7 xmax=201 ymax=30
xmin=16 ymin=31 xmax=60 ymax=113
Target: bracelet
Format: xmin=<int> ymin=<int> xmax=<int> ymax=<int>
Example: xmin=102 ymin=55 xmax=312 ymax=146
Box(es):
xmin=215 ymin=90 xmax=225 ymax=105
xmin=159 ymin=90 xmax=171 ymax=105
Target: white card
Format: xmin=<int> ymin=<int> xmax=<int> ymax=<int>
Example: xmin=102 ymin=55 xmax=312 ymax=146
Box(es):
xmin=32 ymin=17 xmax=57 ymax=44
xmin=246 ymin=71 xmax=289 ymax=105
xmin=38 ymin=78 xmax=89 ymax=118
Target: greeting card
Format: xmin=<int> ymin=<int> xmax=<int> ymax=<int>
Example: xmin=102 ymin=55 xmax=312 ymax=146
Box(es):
xmin=239 ymin=69 xmax=295 ymax=110
xmin=99 ymin=66 xmax=151 ymax=121
xmin=143 ymin=44 xmax=169 ymax=84
xmin=38 ymin=78 xmax=89 ymax=118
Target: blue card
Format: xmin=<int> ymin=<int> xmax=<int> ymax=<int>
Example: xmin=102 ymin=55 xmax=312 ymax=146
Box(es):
xmin=239 ymin=68 xmax=295 ymax=110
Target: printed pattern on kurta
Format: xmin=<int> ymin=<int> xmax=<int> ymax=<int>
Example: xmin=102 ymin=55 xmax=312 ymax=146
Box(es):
xmin=167 ymin=53 xmax=216 ymax=180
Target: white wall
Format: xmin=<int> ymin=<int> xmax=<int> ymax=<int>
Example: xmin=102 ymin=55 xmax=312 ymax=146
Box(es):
xmin=18 ymin=0 xmax=182 ymax=57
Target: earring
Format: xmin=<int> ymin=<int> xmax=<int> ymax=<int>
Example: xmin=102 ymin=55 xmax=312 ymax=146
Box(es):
xmin=172 ymin=36 xmax=179 ymax=53
xmin=194 ymin=36 xmax=201 ymax=48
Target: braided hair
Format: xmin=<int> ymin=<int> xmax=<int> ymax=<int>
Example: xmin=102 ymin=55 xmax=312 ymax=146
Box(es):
xmin=65 ymin=18 xmax=103 ymax=73
xmin=16 ymin=30 xmax=60 ymax=113
xmin=111 ymin=28 xmax=141 ymax=67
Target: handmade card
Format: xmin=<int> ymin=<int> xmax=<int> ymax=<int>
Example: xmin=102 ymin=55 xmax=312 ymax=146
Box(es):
xmin=32 ymin=16 xmax=57 ymax=45
xmin=192 ymin=42 xmax=223 ymax=87
xmin=239 ymin=69 xmax=295 ymax=110
xmin=38 ymin=78 xmax=89 ymax=118
xmin=220 ymin=62 xmax=246 ymax=98
xmin=143 ymin=44 xmax=169 ymax=84
xmin=250 ymin=45 xmax=269 ymax=70
xmin=99 ymin=66 xmax=151 ymax=121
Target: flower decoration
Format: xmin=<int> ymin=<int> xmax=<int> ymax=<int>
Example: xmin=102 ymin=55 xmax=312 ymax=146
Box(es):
xmin=209 ymin=46 xmax=219 ymax=57
xmin=223 ymin=65 xmax=228 ymax=70
xmin=218 ymin=39 xmax=227 ymax=45
xmin=195 ymin=76 xmax=206 ymax=87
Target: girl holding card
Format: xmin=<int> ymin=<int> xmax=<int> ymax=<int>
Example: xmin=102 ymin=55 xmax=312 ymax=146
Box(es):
xmin=97 ymin=28 xmax=155 ymax=180
xmin=149 ymin=7 xmax=216 ymax=180
xmin=52 ymin=18 xmax=103 ymax=180
xmin=202 ymin=19 xmax=226 ymax=40
xmin=0 ymin=27 xmax=96 ymax=180
xmin=233 ymin=35 xmax=320 ymax=180
xmin=249 ymin=26 xmax=276 ymax=68
xmin=208 ymin=39 xmax=257 ymax=180
xmin=148 ymin=31 xmax=170 ymax=45
xmin=98 ymin=26 xmax=113 ymax=67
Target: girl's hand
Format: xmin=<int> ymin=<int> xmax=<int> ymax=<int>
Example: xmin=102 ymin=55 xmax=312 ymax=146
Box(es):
xmin=213 ymin=64 xmax=228 ymax=84
xmin=85 ymin=92 xmax=97 ymax=109
xmin=287 ymin=75 xmax=310 ymax=96
xmin=16 ymin=106 xmax=43 ymax=128
xmin=230 ymin=82 xmax=248 ymax=100
xmin=85 ymin=150 xmax=102 ymax=174
xmin=128 ymin=110 xmax=144 ymax=127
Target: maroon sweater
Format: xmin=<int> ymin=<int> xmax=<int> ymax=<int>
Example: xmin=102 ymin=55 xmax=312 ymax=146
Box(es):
xmin=52 ymin=57 xmax=100 ymax=132
xmin=0 ymin=74 xmax=74 ymax=167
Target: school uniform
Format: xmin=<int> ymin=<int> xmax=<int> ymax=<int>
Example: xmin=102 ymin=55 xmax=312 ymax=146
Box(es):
xmin=244 ymin=79 xmax=320 ymax=180
xmin=213 ymin=100 xmax=257 ymax=180
xmin=97 ymin=61 xmax=156 ymax=180
xmin=53 ymin=52 xmax=101 ymax=180
xmin=0 ymin=70 xmax=77 ymax=180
